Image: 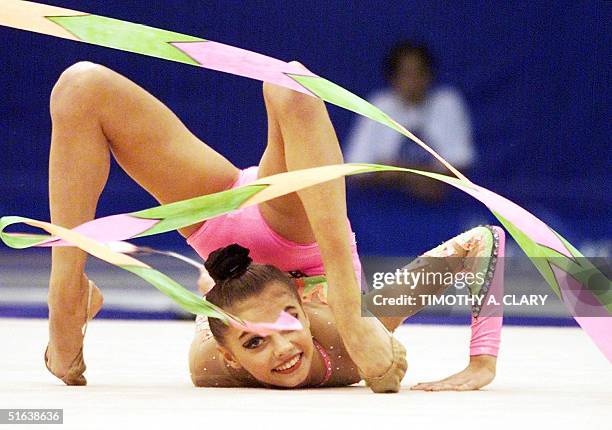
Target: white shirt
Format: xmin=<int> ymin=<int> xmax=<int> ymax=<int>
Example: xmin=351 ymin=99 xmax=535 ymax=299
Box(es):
xmin=345 ymin=86 xmax=475 ymax=168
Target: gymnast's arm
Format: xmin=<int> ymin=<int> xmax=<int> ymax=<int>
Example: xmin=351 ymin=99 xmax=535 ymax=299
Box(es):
xmin=296 ymin=181 xmax=398 ymax=387
xmin=306 ymin=210 xmax=397 ymax=382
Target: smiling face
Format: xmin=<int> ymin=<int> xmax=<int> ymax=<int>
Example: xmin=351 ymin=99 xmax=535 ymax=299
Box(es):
xmin=217 ymin=282 xmax=315 ymax=388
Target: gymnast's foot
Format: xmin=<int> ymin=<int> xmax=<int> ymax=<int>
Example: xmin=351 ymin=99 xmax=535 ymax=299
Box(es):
xmin=46 ymin=274 xmax=103 ymax=385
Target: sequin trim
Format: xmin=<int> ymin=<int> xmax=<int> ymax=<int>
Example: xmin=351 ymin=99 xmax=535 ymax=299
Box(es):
xmin=471 ymin=225 xmax=500 ymax=318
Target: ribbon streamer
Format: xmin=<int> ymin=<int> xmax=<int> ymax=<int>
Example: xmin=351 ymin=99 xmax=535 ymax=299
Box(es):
xmin=1 ymin=165 xmax=610 ymax=355
xmin=0 ymin=1 xmax=610 ymax=358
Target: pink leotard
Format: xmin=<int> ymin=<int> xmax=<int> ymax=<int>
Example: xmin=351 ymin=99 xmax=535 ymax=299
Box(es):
xmin=187 ymin=166 xmax=362 ymax=284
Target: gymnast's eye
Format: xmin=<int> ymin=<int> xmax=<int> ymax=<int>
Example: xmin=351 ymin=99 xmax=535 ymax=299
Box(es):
xmin=243 ymin=336 xmax=265 ymax=349
xmin=285 ymin=306 xmax=299 ymax=320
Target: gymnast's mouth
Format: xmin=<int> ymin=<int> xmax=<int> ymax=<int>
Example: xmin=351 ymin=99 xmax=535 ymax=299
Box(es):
xmin=272 ymin=353 xmax=303 ymax=374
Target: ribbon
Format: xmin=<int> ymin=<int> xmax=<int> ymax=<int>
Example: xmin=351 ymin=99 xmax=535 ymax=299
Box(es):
xmin=0 ymin=1 xmax=610 ymax=357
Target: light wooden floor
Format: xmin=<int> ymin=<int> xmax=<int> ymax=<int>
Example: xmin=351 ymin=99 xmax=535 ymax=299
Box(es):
xmin=0 ymin=319 xmax=610 ymax=429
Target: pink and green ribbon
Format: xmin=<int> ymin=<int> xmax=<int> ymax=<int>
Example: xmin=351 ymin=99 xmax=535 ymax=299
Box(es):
xmin=0 ymin=1 xmax=610 ymax=358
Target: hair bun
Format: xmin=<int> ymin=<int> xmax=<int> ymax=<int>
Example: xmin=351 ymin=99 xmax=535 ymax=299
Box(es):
xmin=205 ymin=244 xmax=252 ymax=283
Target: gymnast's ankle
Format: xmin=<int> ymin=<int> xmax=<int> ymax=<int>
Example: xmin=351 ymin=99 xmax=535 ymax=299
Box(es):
xmin=48 ymin=273 xmax=90 ymax=317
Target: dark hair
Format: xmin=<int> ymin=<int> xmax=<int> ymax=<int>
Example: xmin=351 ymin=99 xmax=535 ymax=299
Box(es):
xmin=204 ymin=244 xmax=300 ymax=344
xmin=383 ymin=41 xmax=435 ymax=82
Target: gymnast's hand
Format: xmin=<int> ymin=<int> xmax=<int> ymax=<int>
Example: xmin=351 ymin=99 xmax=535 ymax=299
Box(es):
xmin=410 ymin=355 xmax=496 ymax=391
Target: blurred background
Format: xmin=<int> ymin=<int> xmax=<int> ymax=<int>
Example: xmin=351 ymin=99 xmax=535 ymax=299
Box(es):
xmin=0 ymin=0 xmax=609 ymax=322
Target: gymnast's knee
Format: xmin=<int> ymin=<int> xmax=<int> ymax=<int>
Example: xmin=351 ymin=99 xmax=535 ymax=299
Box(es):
xmin=50 ymin=61 xmax=115 ymax=119
xmin=262 ymin=61 xmax=324 ymax=118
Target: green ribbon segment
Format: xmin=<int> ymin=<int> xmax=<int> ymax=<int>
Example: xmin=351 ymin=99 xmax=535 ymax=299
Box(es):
xmin=48 ymin=15 xmax=205 ymax=65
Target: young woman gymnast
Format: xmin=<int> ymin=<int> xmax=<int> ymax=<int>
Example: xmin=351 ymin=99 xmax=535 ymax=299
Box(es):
xmin=45 ymin=61 xmax=502 ymax=392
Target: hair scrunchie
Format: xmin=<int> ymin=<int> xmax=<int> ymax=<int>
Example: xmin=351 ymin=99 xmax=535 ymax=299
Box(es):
xmin=205 ymin=243 xmax=252 ymax=284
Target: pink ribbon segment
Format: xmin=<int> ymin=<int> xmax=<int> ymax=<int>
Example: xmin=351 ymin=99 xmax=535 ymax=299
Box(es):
xmin=172 ymin=41 xmax=317 ymax=95
xmin=550 ymin=266 xmax=612 ymax=360
xmin=228 ymin=311 xmax=303 ymax=336
xmin=451 ymin=181 xmax=571 ymax=258
xmin=36 ymin=214 xmax=159 ymax=247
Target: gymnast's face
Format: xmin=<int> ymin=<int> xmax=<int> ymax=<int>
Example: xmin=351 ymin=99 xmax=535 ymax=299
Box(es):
xmin=218 ymin=282 xmax=315 ymax=388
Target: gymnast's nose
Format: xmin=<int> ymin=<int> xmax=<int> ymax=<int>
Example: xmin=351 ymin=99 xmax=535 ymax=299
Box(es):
xmin=270 ymin=333 xmax=294 ymax=359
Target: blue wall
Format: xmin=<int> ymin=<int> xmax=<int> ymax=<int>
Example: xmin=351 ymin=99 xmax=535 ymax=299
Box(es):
xmin=1 ymin=1 xmax=609 ymax=255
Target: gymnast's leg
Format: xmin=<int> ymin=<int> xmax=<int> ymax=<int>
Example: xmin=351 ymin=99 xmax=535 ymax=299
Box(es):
xmin=364 ymin=226 xmax=500 ymax=390
xmin=47 ymin=62 xmax=238 ymax=383
xmin=366 ymin=227 xmax=492 ymax=330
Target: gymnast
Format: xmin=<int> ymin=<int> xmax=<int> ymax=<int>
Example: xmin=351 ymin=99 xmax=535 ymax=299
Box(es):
xmin=45 ymin=60 xmax=501 ymax=391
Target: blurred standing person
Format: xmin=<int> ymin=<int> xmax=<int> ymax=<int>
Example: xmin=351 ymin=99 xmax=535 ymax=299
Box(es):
xmin=345 ymin=41 xmax=475 ymax=203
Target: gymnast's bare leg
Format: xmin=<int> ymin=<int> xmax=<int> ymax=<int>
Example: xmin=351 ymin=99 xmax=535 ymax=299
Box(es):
xmin=47 ymin=62 xmax=238 ymax=382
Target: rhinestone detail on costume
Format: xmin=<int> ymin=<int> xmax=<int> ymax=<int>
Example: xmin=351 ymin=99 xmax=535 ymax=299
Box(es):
xmin=471 ymin=225 xmax=500 ymax=318
xmin=313 ymin=339 xmax=333 ymax=387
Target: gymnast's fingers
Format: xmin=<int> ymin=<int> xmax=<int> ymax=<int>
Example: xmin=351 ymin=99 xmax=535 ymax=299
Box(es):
xmin=410 ymin=382 xmax=438 ymax=390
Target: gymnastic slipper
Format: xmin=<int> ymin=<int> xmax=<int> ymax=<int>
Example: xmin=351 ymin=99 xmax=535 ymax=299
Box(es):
xmin=44 ymin=279 xmax=96 ymax=386
xmin=44 ymin=345 xmax=86 ymax=386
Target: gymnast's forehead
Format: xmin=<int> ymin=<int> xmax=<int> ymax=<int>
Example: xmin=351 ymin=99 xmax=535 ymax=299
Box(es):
xmin=228 ymin=282 xmax=301 ymax=323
